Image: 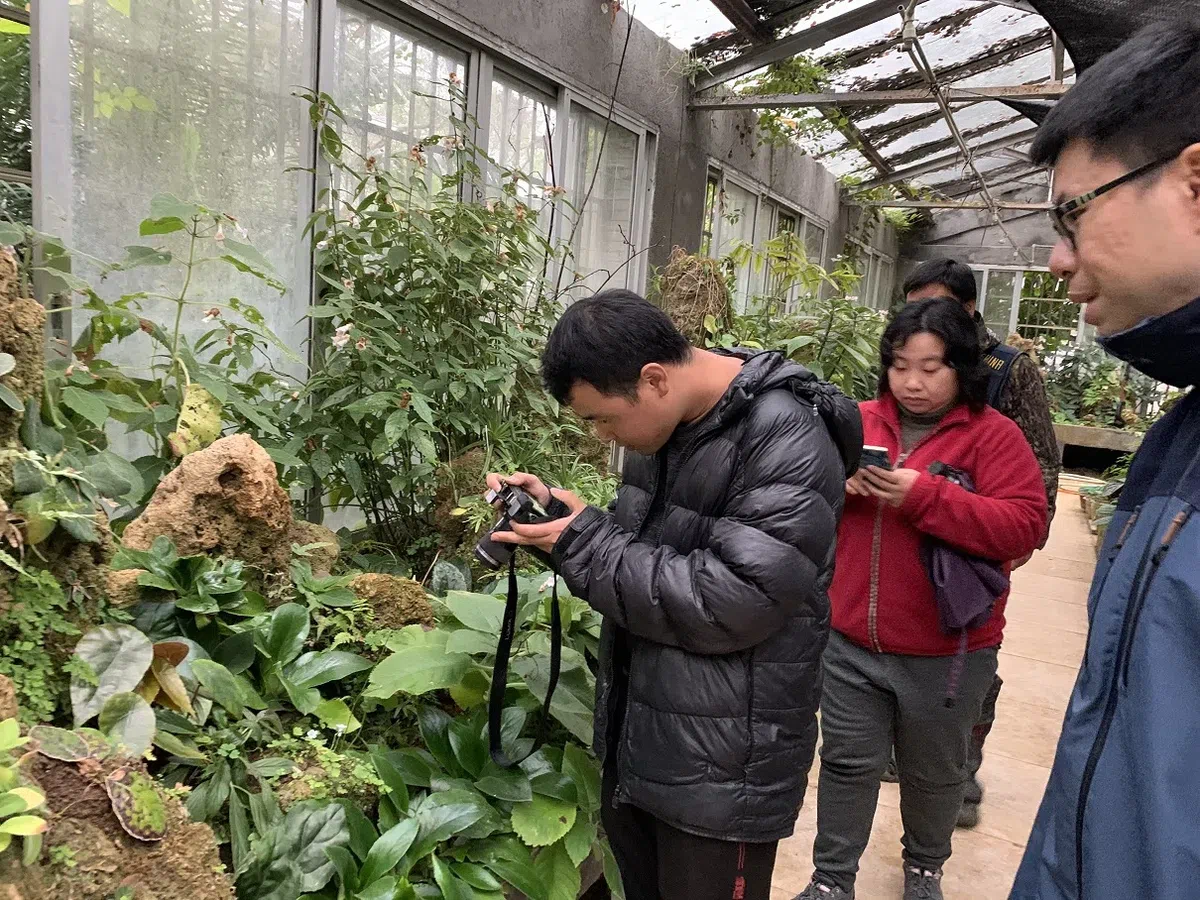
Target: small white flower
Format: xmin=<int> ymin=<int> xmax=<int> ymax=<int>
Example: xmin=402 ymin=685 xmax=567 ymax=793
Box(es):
xmin=305 ymin=729 xmax=320 ymax=741
xmin=332 ymin=323 xmax=352 ymax=350
xmin=214 ymin=225 xmax=226 ymax=244
xmin=540 ymin=574 xmax=556 ymax=594
xmin=342 ymin=277 xmax=355 ymax=291
xmin=349 ymin=215 xmax=360 ymax=228
xmin=355 ymin=336 xmax=368 ymax=351
xmin=236 ymin=225 xmax=249 ymax=240
xmin=203 ymin=307 xmax=221 ymax=322
xmin=291 ymin=391 xmax=300 ymax=401
xmin=334 ymin=724 xmax=347 ymax=735
xmin=316 ymin=239 xmax=329 ymax=250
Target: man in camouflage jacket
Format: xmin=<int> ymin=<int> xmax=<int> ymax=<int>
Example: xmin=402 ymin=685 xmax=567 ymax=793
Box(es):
xmin=899 ymin=258 xmax=1061 ymax=828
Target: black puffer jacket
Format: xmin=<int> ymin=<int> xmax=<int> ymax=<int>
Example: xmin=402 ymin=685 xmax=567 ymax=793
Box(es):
xmin=552 ymin=350 xmax=862 ymax=842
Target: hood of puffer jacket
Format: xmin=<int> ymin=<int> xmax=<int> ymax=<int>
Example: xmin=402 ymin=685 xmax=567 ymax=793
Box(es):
xmin=1098 ymin=295 xmax=1200 ymax=388
xmin=713 ymin=348 xmax=864 ymax=477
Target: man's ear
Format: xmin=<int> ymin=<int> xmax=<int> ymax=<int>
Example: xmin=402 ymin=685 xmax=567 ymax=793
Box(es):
xmin=1182 ymin=143 xmax=1200 ymax=229
xmin=640 ymin=363 xmax=670 ymax=398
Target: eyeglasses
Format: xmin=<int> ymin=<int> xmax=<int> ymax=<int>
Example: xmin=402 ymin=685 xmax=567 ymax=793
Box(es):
xmin=1050 ymin=153 xmax=1178 ymax=247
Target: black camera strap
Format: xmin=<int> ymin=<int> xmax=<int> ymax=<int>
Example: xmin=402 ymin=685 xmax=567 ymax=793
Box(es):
xmin=488 ymin=553 xmax=563 ymax=767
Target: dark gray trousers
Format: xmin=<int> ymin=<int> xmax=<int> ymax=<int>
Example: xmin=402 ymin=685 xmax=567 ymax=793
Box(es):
xmin=812 ymin=632 xmax=999 ymax=891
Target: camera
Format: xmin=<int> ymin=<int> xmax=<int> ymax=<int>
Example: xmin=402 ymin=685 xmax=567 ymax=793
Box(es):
xmin=475 ymin=484 xmax=553 ymax=569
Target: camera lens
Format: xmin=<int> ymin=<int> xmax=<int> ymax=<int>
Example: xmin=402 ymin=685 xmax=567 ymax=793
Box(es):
xmin=474 ymin=532 xmax=512 ymax=570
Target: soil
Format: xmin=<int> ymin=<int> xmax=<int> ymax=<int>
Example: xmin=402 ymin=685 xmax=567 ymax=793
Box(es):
xmin=350 ymin=573 xmax=434 ymax=630
xmin=432 ymin=449 xmax=487 ymax=554
xmin=0 ymin=755 xmax=232 ymax=900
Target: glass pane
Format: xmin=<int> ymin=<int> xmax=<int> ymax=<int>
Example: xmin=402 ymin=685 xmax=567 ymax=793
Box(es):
xmin=69 ymin=0 xmax=314 ymax=385
xmin=1017 ymin=270 xmax=1076 ymax=356
xmin=487 ymin=73 xmax=556 ymax=234
xmin=747 ymin=199 xmax=775 ymax=305
xmin=777 ymin=213 xmax=797 ymax=234
xmin=984 ymin=270 xmax=1017 ymax=337
xmin=333 ymin=4 xmax=466 ymax=175
xmin=0 ymin=17 xmax=29 ymax=172
xmin=700 ymin=174 xmax=718 ymax=257
xmin=804 ymin=222 xmax=826 ymax=267
xmin=715 ymin=180 xmax=756 ymax=310
xmin=564 ymin=105 xmax=638 ymax=297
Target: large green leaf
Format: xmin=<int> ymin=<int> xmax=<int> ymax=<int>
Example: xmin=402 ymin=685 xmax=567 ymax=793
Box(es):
xmin=264 ymin=603 xmax=309 ymax=666
xmin=234 ymin=824 xmax=302 ymax=900
xmin=213 ymin=631 xmax=258 ymax=675
xmin=474 ymin=762 xmax=533 ymax=803
xmin=60 ymin=387 xmax=109 ymax=429
xmin=561 ymin=744 xmax=601 ymax=815
xmin=70 ymin=625 xmax=154 ymax=726
xmin=510 ymin=795 xmax=576 ymax=849
xmin=445 ymin=629 xmax=500 ymax=657
xmin=449 ymin=717 xmax=487 ymax=779
xmin=371 ymin=747 xmax=410 ymax=814
xmin=417 ymin=706 xmax=458 ymax=775
xmin=469 ymin=838 xmax=544 ymax=900
xmin=444 ymin=591 xmax=506 ymax=633
xmin=358 ymin=817 xmax=418 ymax=886
xmin=190 ymin=659 xmax=245 ymax=718
xmin=533 ymin=840 xmax=580 ymax=900
xmin=602 ymin=836 xmax=626 ymax=900
xmin=285 ymin=801 xmax=349 ymax=893
xmin=563 ymin=817 xmax=597 ymax=868
xmin=334 ymin=798 xmax=379 ymax=862
xmin=512 ymin=658 xmax=593 ymax=744
xmin=410 ymin=791 xmax=489 ymax=862
xmin=83 ymin=450 xmax=144 ymax=502
xmin=432 ymin=854 xmax=476 ymax=900
xmin=366 ymin=632 xmax=471 ymax=699
xmin=285 ymin=650 xmax=372 ymax=689
xmin=98 ymin=693 xmax=155 ymax=757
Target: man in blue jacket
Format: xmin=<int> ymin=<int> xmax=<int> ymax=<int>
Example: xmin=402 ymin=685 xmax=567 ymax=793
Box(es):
xmin=1011 ymin=20 xmax=1200 ymax=900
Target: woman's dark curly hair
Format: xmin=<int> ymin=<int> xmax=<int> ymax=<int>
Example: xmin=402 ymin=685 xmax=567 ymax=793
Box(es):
xmin=878 ymin=297 xmax=989 ymax=410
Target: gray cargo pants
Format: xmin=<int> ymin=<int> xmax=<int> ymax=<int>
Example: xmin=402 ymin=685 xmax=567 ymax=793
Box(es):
xmin=812 ymin=632 xmax=999 ymax=892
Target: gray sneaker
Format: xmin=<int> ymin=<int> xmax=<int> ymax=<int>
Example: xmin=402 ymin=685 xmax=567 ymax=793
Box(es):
xmin=903 ymin=866 xmax=944 ymax=900
xmin=794 ymin=879 xmax=854 ymax=900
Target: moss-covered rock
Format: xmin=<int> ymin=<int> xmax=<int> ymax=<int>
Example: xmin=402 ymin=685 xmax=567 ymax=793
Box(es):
xmin=0 ymin=754 xmax=232 ymax=900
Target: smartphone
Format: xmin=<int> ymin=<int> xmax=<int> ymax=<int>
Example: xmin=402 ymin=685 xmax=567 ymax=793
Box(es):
xmin=860 ymin=445 xmax=893 ymax=471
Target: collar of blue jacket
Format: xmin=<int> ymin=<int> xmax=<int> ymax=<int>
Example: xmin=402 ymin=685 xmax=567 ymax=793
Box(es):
xmin=1099 ymin=295 xmax=1200 ymax=388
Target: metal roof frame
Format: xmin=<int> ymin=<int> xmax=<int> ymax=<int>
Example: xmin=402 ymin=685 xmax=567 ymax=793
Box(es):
xmin=689 ymin=0 xmax=1068 ymax=219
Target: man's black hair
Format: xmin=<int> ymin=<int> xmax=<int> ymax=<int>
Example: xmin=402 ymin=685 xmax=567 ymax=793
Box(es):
xmin=1031 ymin=21 xmax=1200 ymax=169
xmin=542 ymin=289 xmax=692 ymax=404
xmin=902 ymin=258 xmax=977 ymax=306
xmin=878 ymin=297 xmax=988 ymax=410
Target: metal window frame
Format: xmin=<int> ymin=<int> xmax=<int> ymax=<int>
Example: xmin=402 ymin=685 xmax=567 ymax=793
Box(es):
xmin=971 ymin=263 xmax=1085 ymax=343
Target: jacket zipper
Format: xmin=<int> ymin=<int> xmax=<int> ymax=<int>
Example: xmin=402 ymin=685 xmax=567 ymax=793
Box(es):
xmin=611 ymin=423 xmax=722 ymax=809
xmin=864 ymin=420 xmax=959 ymax=653
xmin=1119 ymin=509 xmax=1191 ymax=688
xmin=1079 ymin=508 xmax=1140 ymax=670
xmin=612 ymin=454 xmax=666 ymax=809
xmin=1073 ymin=505 xmax=1185 ymax=897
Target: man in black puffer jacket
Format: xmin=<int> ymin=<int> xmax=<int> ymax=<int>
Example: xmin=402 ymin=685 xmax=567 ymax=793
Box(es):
xmin=489 ymin=290 xmax=861 ymax=900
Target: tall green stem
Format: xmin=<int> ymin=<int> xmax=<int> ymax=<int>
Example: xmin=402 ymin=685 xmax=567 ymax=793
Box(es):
xmin=171 ymin=222 xmax=200 ymax=390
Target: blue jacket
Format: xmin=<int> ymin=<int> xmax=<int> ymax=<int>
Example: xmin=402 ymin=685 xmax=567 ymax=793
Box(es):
xmin=1011 ymin=298 xmax=1200 ymax=899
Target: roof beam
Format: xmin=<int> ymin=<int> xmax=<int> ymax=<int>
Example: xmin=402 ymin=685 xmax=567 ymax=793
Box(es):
xmin=989 ymin=0 xmax=1038 ymax=12
xmin=695 ymin=0 xmax=927 ymax=91
xmin=706 ymin=0 xmax=773 ymax=44
xmin=858 ymin=199 xmax=1051 ymax=210
xmin=690 ymin=83 xmax=1068 ymax=110
xmin=861 ymin=126 xmax=1039 ymax=188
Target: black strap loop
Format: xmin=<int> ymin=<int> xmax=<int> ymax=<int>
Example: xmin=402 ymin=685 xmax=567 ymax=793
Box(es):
xmin=488 ymin=554 xmax=563 ymax=767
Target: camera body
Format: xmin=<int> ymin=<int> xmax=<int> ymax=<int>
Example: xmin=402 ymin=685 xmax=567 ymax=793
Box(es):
xmin=475 ymin=484 xmax=552 ymax=569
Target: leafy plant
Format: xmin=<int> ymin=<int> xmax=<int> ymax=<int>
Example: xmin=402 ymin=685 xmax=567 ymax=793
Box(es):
xmin=0 ymin=566 xmax=95 ymax=723
xmin=0 ymin=719 xmax=48 ymax=865
xmin=16 ymin=195 xmax=299 ymax=509
xmin=290 ymin=81 xmax=609 ymax=563
xmin=368 ymin=573 xmax=600 ymax=744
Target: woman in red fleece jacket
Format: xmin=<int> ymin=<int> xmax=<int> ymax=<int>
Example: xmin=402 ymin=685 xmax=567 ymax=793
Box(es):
xmin=795 ymin=299 xmax=1047 ymax=900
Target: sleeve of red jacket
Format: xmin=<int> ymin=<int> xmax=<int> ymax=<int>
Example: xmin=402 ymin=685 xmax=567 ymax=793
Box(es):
xmin=900 ymin=414 xmax=1048 ymax=562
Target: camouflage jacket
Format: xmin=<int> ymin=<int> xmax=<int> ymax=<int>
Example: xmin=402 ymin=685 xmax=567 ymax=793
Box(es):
xmin=977 ymin=315 xmax=1060 ymax=545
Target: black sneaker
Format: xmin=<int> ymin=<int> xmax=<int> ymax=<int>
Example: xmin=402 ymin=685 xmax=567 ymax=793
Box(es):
xmin=903 ymin=866 xmax=944 ymax=900
xmin=881 ymin=756 xmax=899 ymax=783
xmin=794 ymin=879 xmax=854 ymax=900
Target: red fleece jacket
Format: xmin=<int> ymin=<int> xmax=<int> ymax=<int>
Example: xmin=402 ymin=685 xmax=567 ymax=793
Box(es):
xmin=831 ymin=394 xmax=1048 ymax=656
